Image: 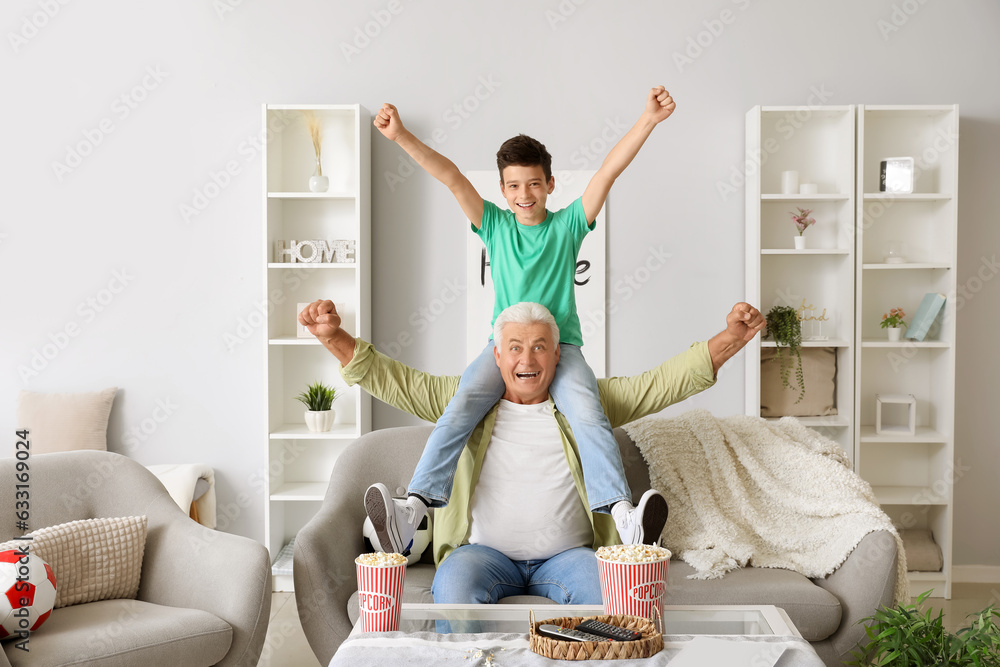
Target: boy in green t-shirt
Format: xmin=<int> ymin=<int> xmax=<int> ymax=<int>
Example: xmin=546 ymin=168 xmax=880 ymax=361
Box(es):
xmin=365 ymin=87 xmax=676 ymax=554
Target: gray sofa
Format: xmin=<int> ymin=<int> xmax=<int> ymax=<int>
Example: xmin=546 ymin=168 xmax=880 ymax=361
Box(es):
xmin=0 ymin=451 xmax=271 ymax=667
xmin=295 ymin=425 xmax=898 ymax=667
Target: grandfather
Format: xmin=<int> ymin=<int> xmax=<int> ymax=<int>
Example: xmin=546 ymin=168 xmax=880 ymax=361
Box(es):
xmin=299 ymin=300 xmax=764 ymax=605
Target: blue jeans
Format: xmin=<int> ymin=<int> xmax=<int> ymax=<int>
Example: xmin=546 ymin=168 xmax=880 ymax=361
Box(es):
xmin=431 ymin=544 xmax=601 ymax=633
xmin=408 ymin=340 xmax=631 ymax=512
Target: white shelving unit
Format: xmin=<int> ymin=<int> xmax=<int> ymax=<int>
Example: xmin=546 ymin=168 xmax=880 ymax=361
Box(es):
xmin=745 ymin=106 xmax=857 ymax=458
xmin=263 ymin=104 xmax=371 ymax=591
xmin=855 ymin=105 xmax=958 ymax=599
xmin=746 ymin=104 xmax=958 ymax=599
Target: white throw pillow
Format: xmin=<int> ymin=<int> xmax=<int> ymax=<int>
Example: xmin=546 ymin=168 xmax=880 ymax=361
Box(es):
xmin=0 ymin=516 xmax=146 ymax=609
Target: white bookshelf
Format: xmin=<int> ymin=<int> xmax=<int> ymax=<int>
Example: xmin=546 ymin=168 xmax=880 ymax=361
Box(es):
xmin=746 ymin=104 xmax=958 ymax=599
xmin=263 ymin=104 xmax=371 ymax=591
xmin=745 ymin=106 xmax=857 ymax=459
xmin=855 ymin=105 xmax=958 ymax=599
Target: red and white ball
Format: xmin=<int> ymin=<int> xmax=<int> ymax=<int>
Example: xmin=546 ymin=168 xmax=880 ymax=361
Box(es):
xmin=0 ymin=549 xmax=57 ymax=640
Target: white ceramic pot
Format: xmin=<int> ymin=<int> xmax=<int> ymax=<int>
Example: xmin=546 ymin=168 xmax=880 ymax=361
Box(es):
xmin=304 ymin=410 xmax=335 ymax=432
xmin=794 ymin=236 xmax=806 ymax=250
xmin=887 ymin=327 xmax=902 ymax=342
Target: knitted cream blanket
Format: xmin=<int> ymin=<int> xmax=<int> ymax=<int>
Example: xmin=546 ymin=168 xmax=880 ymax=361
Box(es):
xmin=623 ymin=409 xmax=909 ymax=606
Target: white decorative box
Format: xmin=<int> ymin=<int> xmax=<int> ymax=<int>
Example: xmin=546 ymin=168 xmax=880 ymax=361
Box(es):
xmin=875 ymin=393 xmax=916 ymax=435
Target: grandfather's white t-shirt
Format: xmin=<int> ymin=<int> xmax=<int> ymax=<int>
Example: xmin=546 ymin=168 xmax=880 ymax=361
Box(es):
xmin=467 ymin=399 xmax=593 ymax=561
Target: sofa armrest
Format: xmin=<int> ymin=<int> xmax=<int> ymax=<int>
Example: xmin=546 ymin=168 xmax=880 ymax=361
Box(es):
xmin=138 ymin=493 xmax=271 ymax=667
xmin=812 ymin=530 xmax=898 ymax=664
xmin=294 ymin=478 xmax=367 ymax=666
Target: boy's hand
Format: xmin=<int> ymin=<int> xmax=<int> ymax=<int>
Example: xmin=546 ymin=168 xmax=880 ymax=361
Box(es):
xmin=298 ymin=299 xmax=342 ymax=340
xmin=373 ymin=103 xmax=405 ymax=141
xmin=644 ymin=86 xmax=675 ymax=124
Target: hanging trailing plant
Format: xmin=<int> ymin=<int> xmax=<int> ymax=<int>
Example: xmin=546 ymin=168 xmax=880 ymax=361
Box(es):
xmin=765 ymin=305 xmax=805 ymax=404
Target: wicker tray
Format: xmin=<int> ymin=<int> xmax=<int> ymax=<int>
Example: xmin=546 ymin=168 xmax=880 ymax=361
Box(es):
xmin=528 ymin=609 xmax=663 ymax=660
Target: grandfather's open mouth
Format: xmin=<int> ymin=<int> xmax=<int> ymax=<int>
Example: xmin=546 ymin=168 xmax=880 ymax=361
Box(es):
xmin=516 ymin=371 xmax=540 ymax=379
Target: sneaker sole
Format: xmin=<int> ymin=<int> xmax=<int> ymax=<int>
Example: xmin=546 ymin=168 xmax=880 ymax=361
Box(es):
xmin=637 ymin=490 xmax=669 ymax=546
xmin=364 ymin=484 xmax=403 ymax=553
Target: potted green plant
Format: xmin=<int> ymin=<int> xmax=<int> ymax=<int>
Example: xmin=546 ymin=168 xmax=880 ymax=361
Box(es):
xmin=881 ymin=307 xmax=908 ymax=342
xmin=296 ymin=380 xmax=338 ymax=432
xmin=789 ymin=207 xmax=815 ymax=249
xmin=848 ymin=590 xmax=1000 ymax=666
xmin=765 ymin=305 xmax=805 ymax=404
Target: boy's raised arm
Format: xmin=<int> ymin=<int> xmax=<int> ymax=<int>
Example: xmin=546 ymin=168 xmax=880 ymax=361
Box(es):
xmin=581 ymin=86 xmax=675 ymax=224
xmin=375 ymin=103 xmax=485 ymax=228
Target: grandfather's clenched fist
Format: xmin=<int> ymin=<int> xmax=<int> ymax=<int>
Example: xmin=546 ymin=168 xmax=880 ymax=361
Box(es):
xmin=726 ymin=302 xmax=765 ymax=342
xmin=298 ymin=300 xmax=341 ymax=340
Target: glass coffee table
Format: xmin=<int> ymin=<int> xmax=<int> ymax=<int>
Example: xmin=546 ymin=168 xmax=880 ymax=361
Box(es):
xmin=336 ymin=603 xmax=825 ymax=666
xmin=348 ymin=603 xmax=801 ymax=638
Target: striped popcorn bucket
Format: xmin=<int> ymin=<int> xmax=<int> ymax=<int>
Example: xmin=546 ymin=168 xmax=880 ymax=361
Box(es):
xmin=596 ymin=554 xmax=669 ymax=620
xmin=356 ymin=560 xmax=407 ymax=632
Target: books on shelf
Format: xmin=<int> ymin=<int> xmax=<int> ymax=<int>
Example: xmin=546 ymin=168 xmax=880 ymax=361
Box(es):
xmin=906 ymin=293 xmax=946 ymax=342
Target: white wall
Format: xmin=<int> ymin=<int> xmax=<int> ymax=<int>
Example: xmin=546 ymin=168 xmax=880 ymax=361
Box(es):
xmin=2 ymin=0 xmax=998 ymax=567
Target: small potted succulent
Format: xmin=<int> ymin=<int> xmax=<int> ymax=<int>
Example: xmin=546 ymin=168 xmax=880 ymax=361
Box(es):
xmin=789 ymin=207 xmax=816 ymax=249
xmin=881 ymin=307 xmax=907 ymax=342
xmin=296 ymin=380 xmax=338 ymax=432
xmin=765 ymin=305 xmax=805 ymax=404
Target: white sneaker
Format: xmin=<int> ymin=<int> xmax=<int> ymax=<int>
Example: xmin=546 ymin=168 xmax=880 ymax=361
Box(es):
xmin=364 ymin=483 xmax=424 ymax=554
xmin=614 ymin=489 xmax=669 ymax=545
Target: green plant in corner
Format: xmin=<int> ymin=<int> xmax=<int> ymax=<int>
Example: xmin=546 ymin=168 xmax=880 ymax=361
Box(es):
xmin=765 ymin=305 xmax=805 ymax=404
xmin=847 ymin=590 xmax=1000 ymax=666
xmin=295 ymin=380 xmax=337 ymax=412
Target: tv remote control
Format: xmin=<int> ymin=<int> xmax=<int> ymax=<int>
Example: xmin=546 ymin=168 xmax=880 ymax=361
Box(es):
xmin=575 ymin=619 xmax=642 ymax=641
xmin=537 ymin=624 xmax=610 ymax=642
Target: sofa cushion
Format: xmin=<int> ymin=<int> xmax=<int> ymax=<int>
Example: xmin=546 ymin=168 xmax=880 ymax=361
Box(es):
xmin=2 ymin=599 xmax=231 ymax=667
xmin=663 ymin=561 xmax=841 ymax=642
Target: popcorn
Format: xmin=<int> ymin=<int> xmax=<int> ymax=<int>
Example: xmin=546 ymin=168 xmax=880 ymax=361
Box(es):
xmin=595 ymin=544 xmax=671 ymax=563
xmin=355 ymin=552 xmax=408 ymax=567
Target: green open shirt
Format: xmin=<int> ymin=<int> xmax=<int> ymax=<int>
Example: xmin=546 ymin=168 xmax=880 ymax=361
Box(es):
xmin=340 ymin=338 xmax=717 ymax=566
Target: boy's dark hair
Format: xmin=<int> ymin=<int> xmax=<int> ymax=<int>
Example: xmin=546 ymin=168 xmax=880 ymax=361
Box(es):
xmin=496 ymin=134 xmax=552 ymax=183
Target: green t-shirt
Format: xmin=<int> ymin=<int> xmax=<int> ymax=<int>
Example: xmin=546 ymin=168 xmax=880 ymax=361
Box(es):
xmin=475 ymin=197 xmax=594 ymax=346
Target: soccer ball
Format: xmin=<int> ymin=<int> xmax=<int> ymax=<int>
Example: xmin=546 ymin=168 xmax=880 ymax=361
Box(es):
xmin=0 ymin=550 xmax=57 ymax=640
xmin=362 ymin=512 xmax=432 ymax=567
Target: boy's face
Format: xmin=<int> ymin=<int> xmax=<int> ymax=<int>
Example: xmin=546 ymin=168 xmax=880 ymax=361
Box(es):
xmin=499 ymin=165 xmax=555 ymax=226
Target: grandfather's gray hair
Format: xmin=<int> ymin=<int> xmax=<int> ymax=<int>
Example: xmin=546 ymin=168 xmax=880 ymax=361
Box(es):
xmin=493 ymin=302 xmax=560 ymax=347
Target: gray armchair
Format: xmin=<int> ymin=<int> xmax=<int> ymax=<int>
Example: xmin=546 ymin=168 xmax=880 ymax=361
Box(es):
xmin=295 ymin=425 xmax=898 ymax=667
xmin=0 ymin=450 xmax=271 ymax=667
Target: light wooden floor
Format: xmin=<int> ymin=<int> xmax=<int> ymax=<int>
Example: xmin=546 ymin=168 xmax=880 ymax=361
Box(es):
xmin=258 ymin=583 xmax=1000 ymax=666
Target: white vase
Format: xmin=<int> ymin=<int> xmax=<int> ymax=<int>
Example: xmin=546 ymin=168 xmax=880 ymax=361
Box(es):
xmin=309 ymin=174 xmax=329 ymax=193
xmin=887 ymin=327 xmax=902 ymax=342
xmin=309 ymin=158 xmax=330 ymax=193
xmin=304 ymin=410 xmax=335 ymax=432
xmin=794 ymin=236 xmax=806 ymax=250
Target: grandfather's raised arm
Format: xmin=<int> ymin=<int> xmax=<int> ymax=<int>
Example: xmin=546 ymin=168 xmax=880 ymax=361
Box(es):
xmin=298 ymin=299 xmax=356 ymax=366
xmin=707 ymin=302 xmax=765 ymax=376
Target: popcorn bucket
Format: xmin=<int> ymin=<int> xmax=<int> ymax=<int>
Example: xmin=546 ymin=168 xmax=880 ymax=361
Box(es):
xmin=355 ymin=553 xmax=407 ymax=632
xmin=596 ymin=545 xmax=670 ymax=620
